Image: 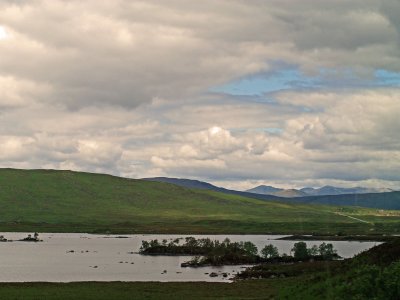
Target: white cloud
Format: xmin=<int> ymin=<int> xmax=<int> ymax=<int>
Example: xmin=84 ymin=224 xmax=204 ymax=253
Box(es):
xmin=0 ymin=1 xmax=399 ymax=189
xmin=0 ymin=136 xmax=35 ymax=161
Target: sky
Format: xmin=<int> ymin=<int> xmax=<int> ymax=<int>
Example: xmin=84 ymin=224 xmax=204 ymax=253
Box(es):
xmin=0 ymin=0 xmax=400 ymax=190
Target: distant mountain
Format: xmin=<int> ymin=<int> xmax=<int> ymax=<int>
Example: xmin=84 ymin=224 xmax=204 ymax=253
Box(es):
xmin=144 ymin=177 xmax=400 ymax=210
xmin=142 ymin=177 xmax=282 ymax=201
xmin=274 ymin=189 xmax=308 ymax=198
xmin=246 ymin=184 xmax=394 ymax=197
xmin=246 ymin=185 xmax=306 ymax=197
xmin=300 ymin=186 xmax=394 ymax=196
xmin=246 ymin=185 xmax=282 ymax=194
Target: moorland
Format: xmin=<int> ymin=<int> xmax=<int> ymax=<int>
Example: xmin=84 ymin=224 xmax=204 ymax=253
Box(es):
xmin=1 ymin=168 xmax=399 ymax=299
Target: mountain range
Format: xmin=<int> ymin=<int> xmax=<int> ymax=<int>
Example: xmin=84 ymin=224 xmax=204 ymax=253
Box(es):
xmin=144 ymin=177 xmax=400 ymax=210
xmin=246 ymin=185 xmax=394 ymax=197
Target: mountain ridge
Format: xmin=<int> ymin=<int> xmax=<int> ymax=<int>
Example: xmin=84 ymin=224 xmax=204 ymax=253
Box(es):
xmin=247 ymin=184 xmax=394 ymax=197
xmin=145 ymin=177 xmax=400 ymax=210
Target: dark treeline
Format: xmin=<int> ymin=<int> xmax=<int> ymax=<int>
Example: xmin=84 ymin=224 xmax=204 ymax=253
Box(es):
xmin=140 ymin=237 xmax=261 ymax=265
xmin=139 ymin=237 xmax=340 ymax=267
xmin=140 ymin=237 xmax=221 ymax=255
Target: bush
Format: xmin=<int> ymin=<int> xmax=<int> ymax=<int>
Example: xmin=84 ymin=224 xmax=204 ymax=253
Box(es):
xmin=338 ymin=261 xmax=400 ymax=299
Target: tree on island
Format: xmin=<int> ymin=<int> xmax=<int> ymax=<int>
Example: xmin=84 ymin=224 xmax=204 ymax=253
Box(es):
xmin=243 ymin=241 xmax=258 ymax=256
xmin=307 ymin=245 xmax=319 ymax=256
xmin=261 ymin=244 xmax=279 ymax=259
xmin=291 ymin=242 xmax=308 ymax=260
xmin=292 ymin=241 xmax=338 ymax=260
xmin=318 ymin=242 xmax=337 ymax=259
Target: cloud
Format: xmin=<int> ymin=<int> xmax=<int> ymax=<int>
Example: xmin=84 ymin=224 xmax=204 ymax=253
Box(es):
xmin=0 ymin=76 xmax=52 ymax=108
xmin=142 ymin=88 xmax=400 ymax=186
xmin=0 ymin=87 xmax=399 ymax=189
xmin=1 ymin=0 xmax=400 ymax=109
xmin=0 ymin=1 xmax=399 ymax=189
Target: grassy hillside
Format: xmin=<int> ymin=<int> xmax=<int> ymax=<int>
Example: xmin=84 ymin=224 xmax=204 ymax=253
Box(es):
xmin=0 ymin=168 xmax=399 ymax=234
xmin=284 ymin=192 xmax=400 ymax=210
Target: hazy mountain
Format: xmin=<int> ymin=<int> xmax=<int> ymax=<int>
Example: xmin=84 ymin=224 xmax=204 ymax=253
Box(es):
xmin=300 ymin=186 xmax=394 ymax=196
xmin=246 ymin=185 xmax=306 ymax=197
xmin=274 ymin=189 xmax=308 ymax=198
xmin=246 ymin=185 xmax=283 ymax=194
xmin=246 ymin=184 xmax=394 ymax=197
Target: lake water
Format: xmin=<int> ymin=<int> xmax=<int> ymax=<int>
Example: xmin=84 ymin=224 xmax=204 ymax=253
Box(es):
xmin=0 ymin=233 xmax=381 ymax=282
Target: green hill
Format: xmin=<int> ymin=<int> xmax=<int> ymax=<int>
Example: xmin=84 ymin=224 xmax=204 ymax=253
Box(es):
xmin=0 ymin=168 xmax=399 ymax=234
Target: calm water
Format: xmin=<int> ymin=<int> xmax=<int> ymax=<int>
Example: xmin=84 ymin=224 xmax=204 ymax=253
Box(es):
xmin=0 ymin=233 xmax=380 ymax=282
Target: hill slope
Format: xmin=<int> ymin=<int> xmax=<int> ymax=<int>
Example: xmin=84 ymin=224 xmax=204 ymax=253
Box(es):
xmin=145 ymin=177 xmax=400 ymax=210
xmin=142 ymin=177 xmax=222 ymax=191
xmin=142 ymin=177 xmax=284 ymax=201
xmin=283 ymin=192 xmax=400 ymax=210
xmin=0 ymin=169 xmax=399 ymax=234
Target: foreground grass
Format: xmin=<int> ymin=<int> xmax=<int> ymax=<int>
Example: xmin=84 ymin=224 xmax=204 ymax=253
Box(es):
xmin=0 ymin=280 xmax=284 ymax=300
xmin=1 ymin=168 xmax=399 ymax=235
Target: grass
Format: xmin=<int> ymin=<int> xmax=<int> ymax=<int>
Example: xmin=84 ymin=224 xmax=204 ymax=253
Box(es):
xmin=0 ymin=281 xmax=282 ymax=300
xmin=0 ymin=168 xmax=399 ymax=235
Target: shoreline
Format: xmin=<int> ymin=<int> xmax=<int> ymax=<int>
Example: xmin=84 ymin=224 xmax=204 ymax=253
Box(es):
xmin=0 ymin=231 xmax=394 ymax=242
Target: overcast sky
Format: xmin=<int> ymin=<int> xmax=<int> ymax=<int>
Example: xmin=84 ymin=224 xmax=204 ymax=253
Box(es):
xmin=1 ymin=0 xmax=400 ymax=190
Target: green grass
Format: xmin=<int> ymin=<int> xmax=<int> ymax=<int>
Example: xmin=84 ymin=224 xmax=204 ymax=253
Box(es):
xmin=0 ymin=281 xmax=283 ymax=300
xmin=0 ymin=168 xmax=399 ymax=234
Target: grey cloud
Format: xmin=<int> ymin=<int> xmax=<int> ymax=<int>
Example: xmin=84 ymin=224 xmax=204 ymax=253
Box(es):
xmin=1 ymin=0 xmax=400 ymax=110
xmin=380 ymin=0 xmax=400 ymax=41
xmin=0 ymin=1 xmax=399 ymax=189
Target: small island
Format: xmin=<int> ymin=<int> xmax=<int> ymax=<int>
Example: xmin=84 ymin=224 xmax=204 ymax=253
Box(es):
xmin=278 ymin=234 xmax=396 ymax=242
xmin=0 ymin=233 xmax=43 ymax=242
xmin=139 ymin=237 xmax=340 ymax=268
xmin=19 ymin=232 xmax=43 ymax=242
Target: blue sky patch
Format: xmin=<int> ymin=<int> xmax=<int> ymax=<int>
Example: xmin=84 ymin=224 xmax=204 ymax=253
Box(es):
xmin=210 ymin=67 xmax=400 ymax=97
